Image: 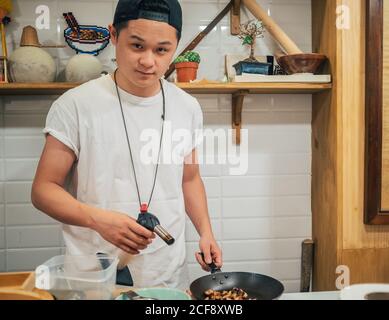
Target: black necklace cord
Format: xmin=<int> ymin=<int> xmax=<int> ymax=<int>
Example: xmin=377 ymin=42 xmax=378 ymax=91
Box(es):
xmin=113 ymin=69 xmax=165 ymax=212
xmin=113 ymin=70 xmax=175 ymax=246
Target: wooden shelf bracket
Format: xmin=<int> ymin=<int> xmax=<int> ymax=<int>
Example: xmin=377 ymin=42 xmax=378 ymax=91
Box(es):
xmin=232 ymin=89 xmax=249 ymax=145
xmin=230 ymin=0 xmax=241 ymax=35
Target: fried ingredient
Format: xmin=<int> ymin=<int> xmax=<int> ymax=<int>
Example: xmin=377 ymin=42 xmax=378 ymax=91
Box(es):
xmin=204 ymin=288 xmax=254 ymax=300
xmin=69 ymin=29 xmax=105 ymax=41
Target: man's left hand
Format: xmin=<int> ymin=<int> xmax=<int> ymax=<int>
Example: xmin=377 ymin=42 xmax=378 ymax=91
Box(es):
xmin=195 ymin=235 xmax=223 ymax=272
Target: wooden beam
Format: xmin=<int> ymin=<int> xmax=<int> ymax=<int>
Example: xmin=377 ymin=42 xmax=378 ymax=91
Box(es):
xmin=165 ymin=1 xmax=233 ymax=79
xmin=230 ymin=0 xmax=241 ymax=35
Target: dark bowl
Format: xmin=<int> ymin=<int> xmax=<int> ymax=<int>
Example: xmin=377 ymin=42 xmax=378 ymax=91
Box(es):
xmin=276 ymin=53 xmax=327 ymax=74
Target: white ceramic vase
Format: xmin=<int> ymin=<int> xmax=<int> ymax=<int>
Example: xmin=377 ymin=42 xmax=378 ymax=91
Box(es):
xmin=65 ymin=54 xmax=103 ymax=83
xmin=9 ymin=46 xmax=57 ymax=83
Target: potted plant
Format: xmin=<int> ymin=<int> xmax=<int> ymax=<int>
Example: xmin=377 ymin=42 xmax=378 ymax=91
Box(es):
xmin=233 ymin=19 xmax=273 ymax=76
xmin=173 ymin=51 xmax=200 ymax=82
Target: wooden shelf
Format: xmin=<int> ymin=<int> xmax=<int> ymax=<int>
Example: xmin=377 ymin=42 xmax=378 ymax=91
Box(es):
xmin=178 ymin=82 xmax=331 ymax=94
xmin=0 ymin=81 xmax=332 ymax=144
xmin=0 ymin=81 xmax=331 ymax=95
xmin=0 ymin=82 xmax=81 ymax=95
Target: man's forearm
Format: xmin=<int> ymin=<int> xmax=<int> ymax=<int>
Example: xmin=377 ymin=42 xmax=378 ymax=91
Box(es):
xmin=31 ymin=181 xmax=105 ymax=230
xmin=183 ymin=174 xmax=214 ymax=238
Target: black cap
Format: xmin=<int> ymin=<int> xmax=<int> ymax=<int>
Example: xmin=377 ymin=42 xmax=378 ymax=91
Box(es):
xmin=113 ymin=0 xmax=182 ymax=37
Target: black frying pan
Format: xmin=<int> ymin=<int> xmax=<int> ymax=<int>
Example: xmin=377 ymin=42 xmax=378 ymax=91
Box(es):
xmin=190 ymin=255 xmax=284 ymax=300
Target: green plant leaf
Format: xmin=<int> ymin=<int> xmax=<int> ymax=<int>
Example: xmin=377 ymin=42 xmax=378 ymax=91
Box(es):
xmin=174 ymin=51 xmax=201 ymax=64
xmin=242 ymin=35 xmax=253 ymax=45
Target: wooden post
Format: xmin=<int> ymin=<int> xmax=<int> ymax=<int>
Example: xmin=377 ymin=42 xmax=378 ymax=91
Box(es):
xmin=300 ymin=239 xmax=314 ymax=292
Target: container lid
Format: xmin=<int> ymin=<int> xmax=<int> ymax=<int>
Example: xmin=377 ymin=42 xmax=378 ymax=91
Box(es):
xmin=20 ymin=26 xmax=41 ymax=47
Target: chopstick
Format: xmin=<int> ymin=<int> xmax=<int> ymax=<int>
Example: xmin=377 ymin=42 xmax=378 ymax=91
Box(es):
xmin=63 ymin=12 xmax=80 ymax=38
xmin=63 ymin=13 xmax=76 ymax=32
xmin=67 ymin=12 xmax=80 ymax=34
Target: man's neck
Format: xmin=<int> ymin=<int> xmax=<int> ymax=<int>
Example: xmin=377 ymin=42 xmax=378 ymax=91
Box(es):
xmin=112 ymin=70 xmax=161 ymax=98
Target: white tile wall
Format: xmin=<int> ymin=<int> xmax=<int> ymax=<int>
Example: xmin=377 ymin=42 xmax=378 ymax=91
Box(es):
xmin=7 ymin=248 xmax=62 ymax=271
xmin=0 ymin=0 xmax=313 ymax=292
xmin=0 ymin=251 xmax=5 ymax=272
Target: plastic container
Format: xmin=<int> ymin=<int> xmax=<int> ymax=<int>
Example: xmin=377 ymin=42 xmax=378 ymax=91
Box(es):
xmin=35 ymin=254 xmax=119 ymax=300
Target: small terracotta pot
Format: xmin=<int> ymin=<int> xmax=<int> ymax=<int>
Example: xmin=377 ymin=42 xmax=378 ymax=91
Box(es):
xmin=175 ymin=61 xmax=199 ymax=82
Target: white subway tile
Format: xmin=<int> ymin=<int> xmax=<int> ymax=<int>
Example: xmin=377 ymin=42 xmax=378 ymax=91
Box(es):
xmin=0 ymin=250 xmax=5 ymax=272
xmin=4 ymin=137 xmax=45 ymax=158
xmin=178 ymin=24 xmax=219 ymax=50
xmin=244 ymin=111 xmax=312 ymax=129
xmin=273 ymin=217 xmax=312 ymax=238
xmin=0 ymin=110 xmax=3 ymax=131
xmin=273 ymin=196 xmax=311 ymax=216
xmin=58 ymin=1 xmax=113 ymax=27
xmin=0 ymin=140 xmax=3 ymax=159
xmin=281 ymin=280 xmax=301 ymax=294
xmin=7 ymin=248 xmax=61 ymax=272
xmin=6 ymin=159 xmax=39 ymax=181
xmin=207 ymin=198 xmax=221 ymax=219
xmin=202 ymin=177 xmax=221 ymax=198
xmin=6 ymin=204 xmax=58 ymax=226
xmin=202 ymin=112 xmax=230 ymax=127
xmin=270 ymin=260 xmax=301 ymax=280
xmin=193 ymin=95 xmax=219 ymax=112
xmin=0 ymin=183 xmax=4 ymax=203
xmin=182 ymin=1 xmax=220 ymax=20
xmin=186 ymin=242 xmax=199 ymax=264
xmin=223 ymin=218 xmax=273 ymax=240
xmin=222 ymin=239 xmax=303 ymax=261
xmin=5 ymin=182 xmax=33 ymax=204
xmin=200 ymin=161 xmax=221 ymax=177
xmin=273 ymin=175 xmax=311 ymax=196
xmin=0 ymin=206 xmax=4 ymax=226
xmin=0 ymin=160 xmax=3 ymax=181
xmin=223 ymin=151 xmax=274 ymax=175
xmin=3 ymin=96 xmax=54 ymax=114
xmin=274 ymin=154 xmax=311 ymax=175
xmin=222 ymin=197 xmax=273 ymax=218
xmin=0 ymin=227 xmax=5 ymax=249
xmin=185 ymin=219 xmax=221 ymax=242
xmin=221 ymin=261 xmax=272 ymax=275
xmin=222 ymin=177 xmax=272 ymax=197
xmin=222 ymin=240 xmax=272 ymax=261
xmin=4 ymin=114 xmax=47 ymax=136
xmin=247 ymin=130 xmax=311 ymax=154
xmin=272 ymin=238 xmax=305 ymax=259
xmin=6 ymin=225 xmax=62 ymax=249
xmin=235 ymin=153 xmax=311 ymax=176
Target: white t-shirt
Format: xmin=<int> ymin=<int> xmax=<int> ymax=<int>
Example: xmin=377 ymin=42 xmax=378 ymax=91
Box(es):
xmin=43 ymin=74 xmax=203 ymax=290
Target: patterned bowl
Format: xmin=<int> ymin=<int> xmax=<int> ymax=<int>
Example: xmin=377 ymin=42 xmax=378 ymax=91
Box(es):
xmin=64 ymin=25 xmax=110 ymax=56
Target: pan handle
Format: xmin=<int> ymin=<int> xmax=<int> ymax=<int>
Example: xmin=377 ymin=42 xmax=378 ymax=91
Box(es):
xmin=199 ymin=252 xmax=221 ymax=274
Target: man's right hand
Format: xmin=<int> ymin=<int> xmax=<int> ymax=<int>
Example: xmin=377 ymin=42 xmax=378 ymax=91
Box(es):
xmin=90 ymin=210 xmax=156 ymax=255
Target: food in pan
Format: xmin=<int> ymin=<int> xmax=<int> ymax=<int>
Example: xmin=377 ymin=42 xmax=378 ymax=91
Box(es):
xmin=204 ymin=288 xmax=255 ymax=300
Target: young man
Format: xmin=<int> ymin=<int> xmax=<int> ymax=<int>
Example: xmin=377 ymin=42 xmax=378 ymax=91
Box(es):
xmin=31 ymin=0 xmax=222 ymax=289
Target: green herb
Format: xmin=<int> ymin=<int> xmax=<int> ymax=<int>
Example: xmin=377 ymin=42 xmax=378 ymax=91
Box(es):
xmin=174 ymin=51 xmax=201 ymax=64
